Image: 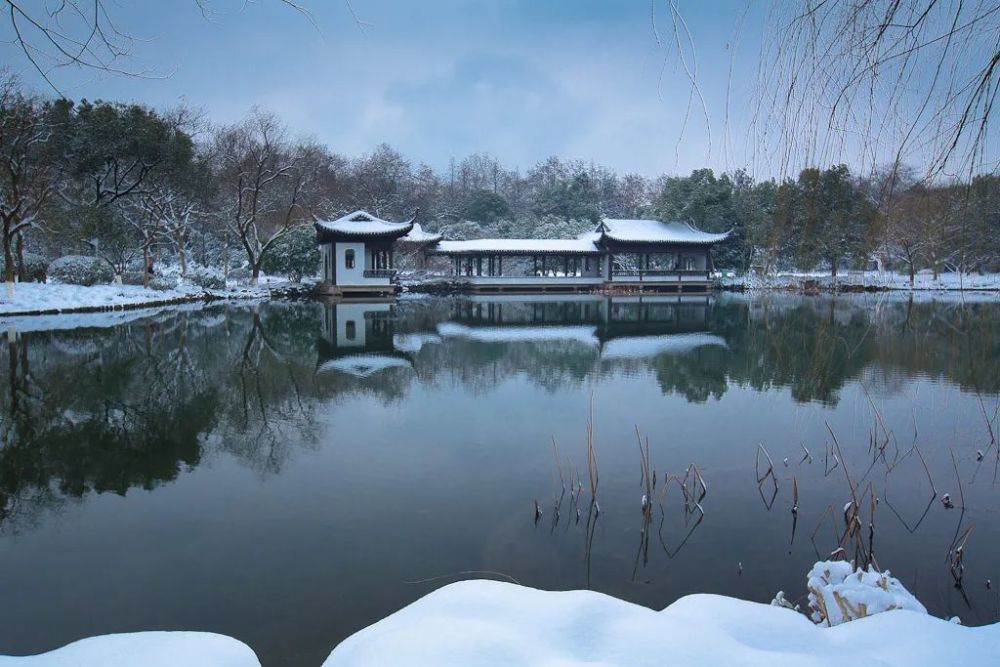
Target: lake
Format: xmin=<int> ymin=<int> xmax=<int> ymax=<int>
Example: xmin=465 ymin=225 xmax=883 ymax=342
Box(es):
xmin=1 ymin=293 xmax=999 ymax=666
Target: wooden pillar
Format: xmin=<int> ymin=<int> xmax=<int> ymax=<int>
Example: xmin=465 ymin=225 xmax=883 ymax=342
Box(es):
xmin=564 ymin=255 xmax=569 ymax=277
xmin=498 ymin=255 xmax=503 ymax=276
xmin=541 ymin=255 xmax=546 ymax=275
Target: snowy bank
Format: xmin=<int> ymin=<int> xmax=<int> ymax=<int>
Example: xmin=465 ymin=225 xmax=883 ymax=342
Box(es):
xmin=0 ymin=281 xmax=314 ymax=317
xmin=0 ymin=632 xmax=260 ymax=667
xmin=724 ymin=270 xmax=1000 ymax=292
xmin=323 ymin=580 xmax=1000 ymax=666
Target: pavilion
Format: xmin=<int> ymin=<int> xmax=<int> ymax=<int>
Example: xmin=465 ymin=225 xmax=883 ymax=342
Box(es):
xmin=314 ymin=210 xmax=417 ymax=295
xmin=426 ymin=218 xmax=730 ymax=292
xmin=314 ymin=211 xmax=730 ymax=294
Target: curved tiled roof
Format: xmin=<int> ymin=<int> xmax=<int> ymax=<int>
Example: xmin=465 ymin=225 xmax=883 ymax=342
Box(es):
xmin=400 ymin=223 xmax=443 ymax=244
xmin=314 ymin=210 xmax=414 ymax=238
xmin=599 ymin=219 xmax=731 ymax=245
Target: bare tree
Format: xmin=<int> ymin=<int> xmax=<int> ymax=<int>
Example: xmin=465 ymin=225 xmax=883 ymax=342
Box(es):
xmin=213 ymin=109 xmax=319 ymax=283
xmin=752 ymin=0 xmax=1000 ymax=179
xmin=3 ymin=1 xmax=318 ymax=94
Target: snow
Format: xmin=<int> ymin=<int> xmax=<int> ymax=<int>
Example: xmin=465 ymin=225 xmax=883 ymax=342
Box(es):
xmin=314 ymin=210 xmax=414 ymax=236
xmin=436 ymin=321 xmax=599 ymax=344
xmin=600 ymin=218 xmax=731 ymax=244
xmin=0 ymin=282 xmax=203 ymax=316
xmin=399 ymin=223 xmax=442 ymax=244
xmin=4 ymin=561 xmax=995 ymax=665
xmin=433 ymin=238 xmax=600 ymax=254
xmin=0 ymin=631 xmax=260 ymax=667
xmin=428 ymin=219 xmax=730 ymax=254
xmin=323 ymin=579 xmax=1000 ymax=667
xmin=392 ymin=332 xmax=442 ymax=353
xmin=0 ymin=280 xmax=310 ymax=319
xmin=806 ymin=560 xmax=927 ymax=626
xmin=725 ymin=270 xmax=1000 ymax=291
xmin=316 ymin=354 xmax=413 ymax=378
xmin=600 ymin=333 xmax=728 ymax=359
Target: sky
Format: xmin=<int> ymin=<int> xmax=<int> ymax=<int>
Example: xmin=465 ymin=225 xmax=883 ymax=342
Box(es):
xmin=1 ymin=0 xmax=773 ymax=178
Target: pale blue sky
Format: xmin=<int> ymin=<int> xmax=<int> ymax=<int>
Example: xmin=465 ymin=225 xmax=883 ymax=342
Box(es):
xmin=1 ymin=1 xmax=767 ymax=176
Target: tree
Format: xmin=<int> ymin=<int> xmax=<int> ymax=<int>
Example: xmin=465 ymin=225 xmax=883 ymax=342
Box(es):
xmin=42 ymin=99 xmax=200 ymax=283
xmin=792 ymin=165 xmax=880 ymax=277
xmin=0 ymin=75 xmax=57 ymax=291
xmin=261 ymin=224 xmax=320 ymax=282
xmin=48 ymin=99 xmax=193 ymax=209
xmin=4 ymin=1 xmax=315 ymax=94
xmin=463 ymin=189 xmax=510 ymax=223
xmin=755 ymin=1 xmax=999 ymax=176
xmin=651 ymin=169 xmax=744 ymax=268
xmin=214 ymin=109 xmax=320 ymax=284
xmin=351 ymin=143 xmax=412 ymax=219
xmin=533 ymin=170 xmax=601 ymax=224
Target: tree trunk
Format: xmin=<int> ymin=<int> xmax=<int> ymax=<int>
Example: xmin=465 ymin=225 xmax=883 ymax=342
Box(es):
xmin=251 ymin=263 xmax=260 ymax=285
xmin=2 ymin=227 xmax=14 ymax=285
xmin=2 ymin=220 xmax=16 ymax=298
xmin=15 ymin=232 xmax=26 ymax=282
xmin=143 ymin=244 xmax=151 ymax=289
xmin=830 ymin=256 xmax=839 ymax=278
xmin=176 ymin=230 xmax=187 ymax=276
xmin=908 ymin=264 xmax=915 ymax=286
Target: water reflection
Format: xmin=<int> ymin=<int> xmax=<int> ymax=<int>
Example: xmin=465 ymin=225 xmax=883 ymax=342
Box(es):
xmin=1 ymin=294 xmax=999 ymax=665
xmin=4 ymin=294 xmax=1000 ymax=534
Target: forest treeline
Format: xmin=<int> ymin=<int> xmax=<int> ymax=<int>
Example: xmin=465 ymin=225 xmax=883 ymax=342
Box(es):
xmin=2 ymin=79 xmax=999 ymax=285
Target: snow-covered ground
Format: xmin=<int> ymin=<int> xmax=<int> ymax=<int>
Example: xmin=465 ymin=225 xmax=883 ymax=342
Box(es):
xmin=4 ymin=560 xmax=998 ymax=666
xmin=724 ymin=270 xmax=1000 ymax=291
xmin=324 ymin=578 xmax=999 ymax=666
xmin=0 ymin=632 xmax=260 ymax=667
xmin=0 ymin=279 xmax=313 ymax=317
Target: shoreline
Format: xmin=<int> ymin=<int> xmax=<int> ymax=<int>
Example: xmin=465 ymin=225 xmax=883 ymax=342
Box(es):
xmin=0 ymin=282 xmax=317 ymax=319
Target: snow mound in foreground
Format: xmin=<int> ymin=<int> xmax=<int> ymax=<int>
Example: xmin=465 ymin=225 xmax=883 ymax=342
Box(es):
xmin=0 ymin=631 xmax=260 ymax=667
xmin=323 ymin=580 xmax=1000 ymax=667
xmin=807 ymin=560 xmax=927 ymax=626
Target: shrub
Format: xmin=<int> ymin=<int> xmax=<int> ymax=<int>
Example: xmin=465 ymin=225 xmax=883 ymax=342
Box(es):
xmin=185 ymin=267 xmax=225 ymax=290
xmin=122 ymin=271 xmax=146 ymax=286
xmin=148 ymin=276 xmax=177 ymax=291
xmin=48 ymin=255 xmax=114 ymax=286
xmin=228 ymin=267 xmax=251 ymax=284
xmin=261 ymin=225 xmax=320 ymax=282
xmin=1 ymin=252 xmax=48 ymax=282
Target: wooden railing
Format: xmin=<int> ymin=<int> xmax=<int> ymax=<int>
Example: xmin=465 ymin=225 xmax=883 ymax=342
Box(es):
xmin=363 ymin=269 xmax=397 ymax=278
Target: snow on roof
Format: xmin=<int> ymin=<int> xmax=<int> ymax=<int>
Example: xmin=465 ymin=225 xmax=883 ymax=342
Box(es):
xmin=601 ymin=333 xmax=727 ymax=360
xmin=599 ymin=218 xmax=731 ymax=244
xmin=399 ymin=223 xmax=442 ymax=244
xmin=432 ymin=238 xmax=600 ymax=255
xmin=314 ymin=210 xmax=414 ymax=237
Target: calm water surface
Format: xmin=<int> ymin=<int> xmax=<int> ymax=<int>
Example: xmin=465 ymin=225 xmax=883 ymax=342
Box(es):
xmin=1 ymin=293 xmax=999 ymax=665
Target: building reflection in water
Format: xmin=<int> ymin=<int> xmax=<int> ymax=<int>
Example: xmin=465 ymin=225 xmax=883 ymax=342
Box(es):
xmin=316 ymin=295 xmax=726 ymax=377
xmin=317 ymin=300 xmax=412 ymax=378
